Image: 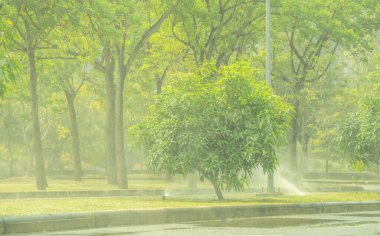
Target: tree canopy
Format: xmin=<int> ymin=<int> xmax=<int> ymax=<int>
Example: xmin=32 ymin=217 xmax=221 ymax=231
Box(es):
xmin=134 ymin=63 xmax=291 ymax=200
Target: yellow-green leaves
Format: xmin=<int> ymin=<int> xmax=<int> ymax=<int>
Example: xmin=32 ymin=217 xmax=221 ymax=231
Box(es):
xmin=134 ymin=62 xmax=291 ymax=197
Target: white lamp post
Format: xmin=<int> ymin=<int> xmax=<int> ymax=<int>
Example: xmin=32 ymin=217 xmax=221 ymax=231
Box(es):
xmin=266 ymin=0 xmax=275 ymax=193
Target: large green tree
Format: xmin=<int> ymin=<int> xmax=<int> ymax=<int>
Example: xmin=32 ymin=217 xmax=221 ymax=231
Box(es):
xmin=135 ymin=63 xmax=290 ymax=200
xmin=0 ymin=1 xmax=73 ymax=189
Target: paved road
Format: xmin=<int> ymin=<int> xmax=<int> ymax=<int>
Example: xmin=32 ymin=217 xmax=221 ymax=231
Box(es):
xmin=13 ymin=211 xmax=380 ymax=236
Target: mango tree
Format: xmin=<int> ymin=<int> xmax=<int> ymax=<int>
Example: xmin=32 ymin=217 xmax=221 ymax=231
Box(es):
xmin=134 ymin=63 xmax=290 ymax=200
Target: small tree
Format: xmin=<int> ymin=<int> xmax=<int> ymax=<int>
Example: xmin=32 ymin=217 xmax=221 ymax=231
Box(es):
xmin=134 ymin=63 xmax=291 ymax=200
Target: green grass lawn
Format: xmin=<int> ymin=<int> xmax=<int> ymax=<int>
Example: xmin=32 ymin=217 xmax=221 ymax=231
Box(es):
xmin=1 ymin=177 xmax=380 ymax=217
xmin=1 ymin=192 xmax=380 ymax=217
xmin=0 ymin=176 xmax=214 ymax=192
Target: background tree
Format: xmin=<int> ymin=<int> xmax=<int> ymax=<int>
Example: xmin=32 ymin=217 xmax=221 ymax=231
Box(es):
xmin=336 ymin=98 xmax=380 ymax=172
xmin=1 ymin=1 xmax=68 ymax=189
xmin=45 ymin=61 xmax=89 ymax=181
xmin=271 ymin=0 xmax=379 ymax=180
xmin=336 ymin=50 xmax=380 ymax=172
xmin=113 ymin=0 xmax=183 ymax=189
xmin=171 ymin=0 xmax=264 ymax=68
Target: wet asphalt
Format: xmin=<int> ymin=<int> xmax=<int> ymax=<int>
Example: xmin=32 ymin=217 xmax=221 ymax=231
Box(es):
xmin=12 ymin=210 xmax=380 ymax=236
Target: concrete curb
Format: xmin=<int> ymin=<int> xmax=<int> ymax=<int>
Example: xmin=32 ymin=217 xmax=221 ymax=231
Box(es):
xmin=1 ymin=201 xmax=380 ymax=234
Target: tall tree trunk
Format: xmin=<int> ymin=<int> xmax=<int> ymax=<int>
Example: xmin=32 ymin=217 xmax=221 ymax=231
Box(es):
xmin=104 ymin=53 xmax=117 ymax=185
xmin=114 ymin=0 xmax=182 ymax=189
xmin=290 ymin=98 xmax=299 ymax=181
xmin=27 ymin=48 xmax=48 ymax=190
xmin=115 ymin=74 xmax=128 ymax=189
xmin=64 ymin=91 xmax=82 ymax=181
xmin=115 ymin=46 xmax=128 ymax=189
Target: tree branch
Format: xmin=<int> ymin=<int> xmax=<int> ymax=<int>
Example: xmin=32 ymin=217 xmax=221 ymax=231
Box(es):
xmin=124 ymin=0 xmax=183 ymax=75
xmin=306 ymin=43 xmax=339 ymax=83
xmin=289 ymin=27 xmax=308 ymax=70
xmin=223 ymin=0 xmax=259 ymax=13
xmin=8 ymin=37 xmax=26 ymax=51
xmin=94 ymin=60 xmax=106 ymax=72
xmin=75 ymin=70 xmax=87 ymax=94
xmin=171 ymin=22 xmax=192 ymax=47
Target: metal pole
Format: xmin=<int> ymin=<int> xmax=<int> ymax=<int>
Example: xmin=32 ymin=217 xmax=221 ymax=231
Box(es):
xmin=266 ymin=0 xmax=275 ymax=193
xmin=266 ymin=0 xmax=271 ymax=87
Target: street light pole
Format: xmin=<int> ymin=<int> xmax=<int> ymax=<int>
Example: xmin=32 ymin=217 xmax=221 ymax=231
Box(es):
xmin=266 ymin=0 xmax=271 ymax=87
xmin=266 ymin=0 xmax=275 ymax=193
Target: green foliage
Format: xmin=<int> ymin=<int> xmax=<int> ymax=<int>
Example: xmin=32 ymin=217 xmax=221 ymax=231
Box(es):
xmin=134 ymin=62 xmax=291 ymax=194
xmin=351 ymin=159 xmax=365 ymax=173
xmin=336 ymin=97 xmax=380 ymax=168
xmin=0 ymin=54 xmax=19 ymax=97
xmin=172 ymin=0 xmax=264 ymax=67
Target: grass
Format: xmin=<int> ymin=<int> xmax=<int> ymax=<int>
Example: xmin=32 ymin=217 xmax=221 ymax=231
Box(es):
xmin=1 ymin=176 xmax=380 ymax=217
xmin=0 ymin=176 xmax=213 ymax=192
xmin=1 ymin=192 xmax=380 ymax=217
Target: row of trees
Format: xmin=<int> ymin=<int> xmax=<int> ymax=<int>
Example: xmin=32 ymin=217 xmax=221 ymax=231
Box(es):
xmin=0 ymin=0 xmax=379 ymax=194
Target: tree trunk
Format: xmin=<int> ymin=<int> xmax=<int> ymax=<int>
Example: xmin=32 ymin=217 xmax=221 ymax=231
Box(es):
xmin=300 ymin=113 xmax=308 ymax=173
xmin=27 ymin=48 xmax=48 ymax=190
xmin=7 ymin=139 xmax=14 ymax=177
xmin=325 ymin=157 xmax=329 ymax=174
xmin=115 ymin=51 xmax=128 ymax=189
xmin=155 ymin=68 xmax=168 ymax=95
xmin=27 ymin=141 xmax=34 ymax=176
xmin=64 ymin=90 xmax=82 ymax=181
xmin=209 ymin=175 xmax=224 ymax=200
xmin=115 ymin=80 xmax=128 ymax=189
xmin=113 ymin=0 xmax=182 ymax=189
xmin=290 ymin=98 xmax=299 ymax=181
xmin=104 ymin=54 xmax=118 ymax=185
